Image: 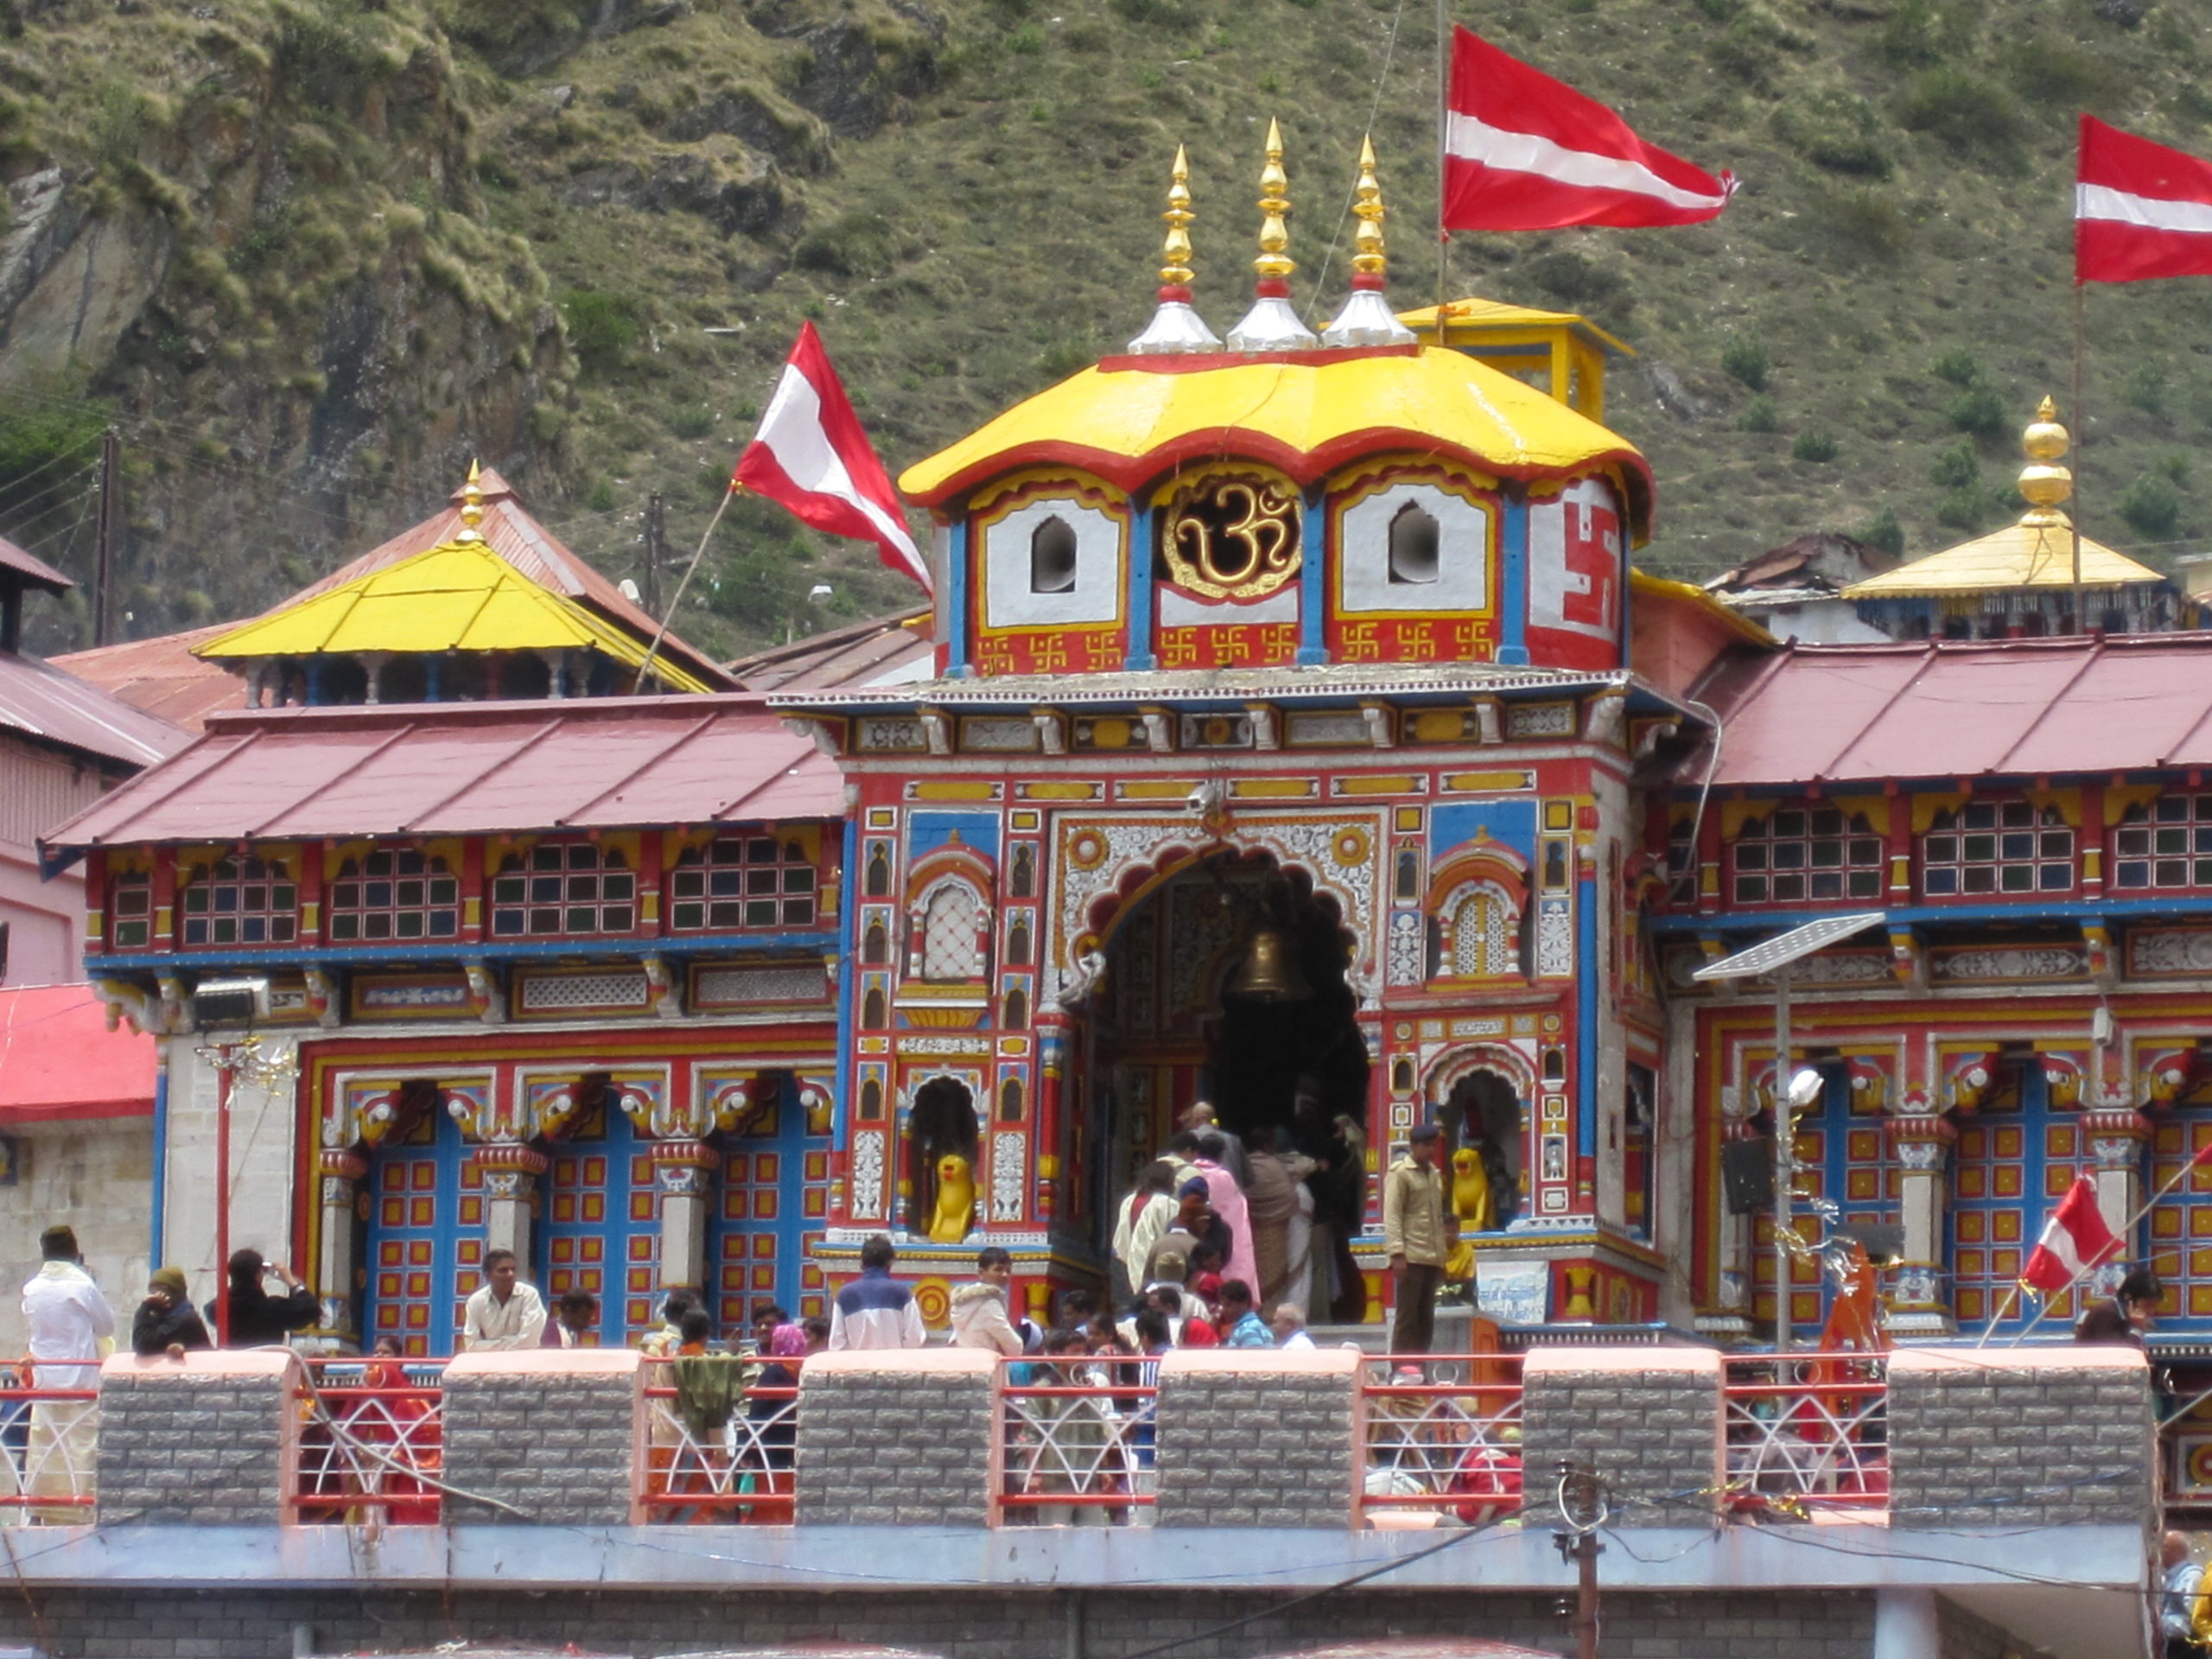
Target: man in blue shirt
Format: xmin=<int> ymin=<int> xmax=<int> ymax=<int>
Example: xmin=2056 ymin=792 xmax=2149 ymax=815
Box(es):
xmin=1217 ymin=1279 xmax=1274 ymax=1348
xmin=829 ymin=1234 xmax=927 ymax=1351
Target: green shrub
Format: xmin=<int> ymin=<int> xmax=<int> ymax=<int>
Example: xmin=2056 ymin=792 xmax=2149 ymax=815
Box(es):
xmin=1931 ymin=347 xmax=1983 ymax=387
xmin=1947 ymin=384 xmax=2009 ymax=439
xmin=1897 ymin=70 xmax=2024 ymax=162
xmin=668 ymin=404 xmax=715 ymax=440
xmin=792 ymin=213 xmax=894 ymax=278
xmin=1792 ymin=430 xmax=1839 ymax=462
xmin=1936 ymin=486 xmax=1990 ymax=531
xmin=2123 ymin=362 xmax=2168 ymax=417
xmin=1929 ymin=438 xmax=1980 ymax=489
xmin=1521 ymin=250 xmax=1631 ymax=316
xmin=586 ymin=479 xmax=619 ymax=512
xmin=1855 ymin=506 xmax=1905 ymax=557
xmin=2006 ymin=39 xmax=2123 ymax=107
xmin=1737 ymin=394 xmax=1780 ymax=434
xmin=1876 ymin=0 xmax=1965 ymax=66
xmin=561 ymin=289 xmax=640 ymax=374
xmin=1774 ymin=89 xmax=1892 ymax=178
xmin=1805 ymin=188 xmax=1913 ymax=265
xmin=2121 ymin=472 xmax=2182 ymax=537
xmin=1721 ymin=333 xmax=1769 ymax=391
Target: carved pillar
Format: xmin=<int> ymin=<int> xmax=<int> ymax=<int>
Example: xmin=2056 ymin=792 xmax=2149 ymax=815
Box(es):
xmin=1885 ymin=1109 xmax=1957 ymax=1335
xmin=652 ymin=1141 xmax=719 ymax=1292
xmin=1035 ymin=1014 xmax=1069 ymax=1228
xmin=316 ymin=1149 xmax=367 ymax=1339
xmin=2085 ymin=1109 xmax=2153 ymax=1294
xmin=1701 ymin=1076 xmax=1758 ymax=1338
xmin=471 ymin=1144 xmax=550 ymax=1263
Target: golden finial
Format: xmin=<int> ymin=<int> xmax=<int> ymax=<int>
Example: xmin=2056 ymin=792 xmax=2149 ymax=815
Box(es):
xmin=2018 ymin=395 xmax=2074 ymax=527
xmin=459 ymin=459 xmax=486 ymax=542
xmin=1254 ymin=118 xmax=1294 ymax=285
xmin=1160 ymin=143 xmax=1197 ymax=292
xmin=1350 ymin=134 xmax=1389 ymax=282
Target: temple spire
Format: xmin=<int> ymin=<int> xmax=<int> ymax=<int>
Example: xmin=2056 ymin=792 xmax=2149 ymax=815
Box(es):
xmin=1128 ymin=143 xmax=1224 ymax=356
xmin=1227 ymin=118 xmax=1319 ymax=351
xmin=1322 ymin=136 xmax=1417 ymax=348
xmin=458 ymin=460 xmax=487 ymax=543
xmin=2017 ymin=395 xmax=2073 ymax=529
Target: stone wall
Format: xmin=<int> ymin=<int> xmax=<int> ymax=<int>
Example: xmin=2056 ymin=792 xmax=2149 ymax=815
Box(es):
xmin=0 ymin=1585 xmax=1885 ymax=1659
xmin=440 ymin=1349 xmax=642 ymax=1526
xmin=794 ymin=1347 xmax=997 ymax=1526
xmin=1885 ymin=1346 xmax=2154 ymax=1529
xmin=1154 ymin=1347 xmax=1360 ymax=1529
xmin=94 ymin=1350 xmax=297 ymax=1525
xmin=0 ymin=1115 xmax=153 ymax=1357
xmin=1520 ymin=1346 xmax=1724 ymax=1524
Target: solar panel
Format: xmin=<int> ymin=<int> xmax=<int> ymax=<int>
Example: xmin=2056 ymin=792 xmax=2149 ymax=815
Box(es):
xmin=1689 ymin=911 xmax=1885 ymax=982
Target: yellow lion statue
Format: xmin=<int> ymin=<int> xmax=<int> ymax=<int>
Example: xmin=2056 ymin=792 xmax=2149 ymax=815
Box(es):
xmin=1444 ymin=1146 xmax=1492 ymax=1283
xmin=928 ymin=1152 xmax=976 ymax=1243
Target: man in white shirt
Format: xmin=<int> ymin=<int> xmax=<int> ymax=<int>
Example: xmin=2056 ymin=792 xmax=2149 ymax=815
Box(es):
xmin=461 ymin=1249 xmax=548 ymax=1351
xmin=1269 ymin=1303 xmax=1318 ymax=1351
xmin=19 ymin=1225 xmax=114 ymax=1520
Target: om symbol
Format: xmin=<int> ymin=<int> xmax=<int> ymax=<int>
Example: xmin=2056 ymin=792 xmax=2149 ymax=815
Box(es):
xmin=1164 ymin=476 xmax=1301 ymax=600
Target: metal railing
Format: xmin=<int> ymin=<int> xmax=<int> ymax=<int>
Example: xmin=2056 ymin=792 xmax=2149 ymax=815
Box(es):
xmin=1358 ymin=1354 xmax=1523 ymax=1527
xmin=640 ymin=1357 xmax=798 ymax=1522
xmin=296 ymin=1358 xmax=445 ymax=1524
xmin=996 ymin=1357 xmax=1157 ymax=1525
xmin=0 ymin=1358 xmax=99 ymax=1522
xmin=1723 ymin=1354 xmax=1889 ymax=1512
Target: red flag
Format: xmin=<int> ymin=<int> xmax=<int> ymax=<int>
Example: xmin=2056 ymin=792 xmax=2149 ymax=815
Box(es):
xmin=2076 ymin=115 xmax=2212 ymax=284
xmin=2021 ymin=1176 xmax=2120 ymax=1293
xmin=1443 ymin=28 xmax=1734 ymax=232
xmin=733 ymin=321 xmax=930 ymax=593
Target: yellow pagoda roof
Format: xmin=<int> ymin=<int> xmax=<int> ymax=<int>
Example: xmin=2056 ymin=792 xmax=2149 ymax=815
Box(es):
xmin=194 ymin=540 xmax=715 ymax=692
xmin=1840 ymin=521 xmax=2166 ymax=598
xmin=1396 ymin=296 xmax=1634 ymax=358
xmin=1842 ymin=398 xmax=2165 ymax=601
xmin=897 ymin=345 xmax=1653 ymax=541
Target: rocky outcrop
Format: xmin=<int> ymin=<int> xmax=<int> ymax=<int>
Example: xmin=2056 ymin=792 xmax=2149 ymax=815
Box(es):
xmin=0 ymin=170 xmax=170 ymax=382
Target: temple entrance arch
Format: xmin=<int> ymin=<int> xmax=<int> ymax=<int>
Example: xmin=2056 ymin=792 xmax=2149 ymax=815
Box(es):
xmin=1427 ymin=1050 xmax=1529 ymax=1232
xmin=1065 ymin=846 xmax=1370 ymax=1270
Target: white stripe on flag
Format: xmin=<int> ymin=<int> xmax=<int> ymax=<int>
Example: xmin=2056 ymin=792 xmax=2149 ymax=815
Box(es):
xmin=2076 ymin=181 xmax=2212 ymax=235
xmin=1445 ymin=111 xmax=1725 ymax=213
xmin=754 ymin=362 xmax=923 ymax=563
xmin=2034 ymin=1215 xmax=2090 ymax=1279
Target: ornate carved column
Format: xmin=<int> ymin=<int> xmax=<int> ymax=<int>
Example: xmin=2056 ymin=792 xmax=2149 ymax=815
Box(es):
xmin=650 ymin=1141 xmax=720 ymax=1292
xmin=316 ymin=1149 xmax=367 ymax=1335
xmin=1700 ymin=1079 xmax=1758 ymax=1338
xmin=2085 ymin=1107 xmax=2153 ymax=1293
xmin=472 ymin=1142 xmax=550 ymax=1262
xmin=1885 ymin=1102 xmax=1957 ymax=1336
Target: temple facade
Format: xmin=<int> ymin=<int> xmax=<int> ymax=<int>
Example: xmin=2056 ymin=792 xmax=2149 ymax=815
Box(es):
xmin=43 ymin=136 xmax=2212 ymax=1409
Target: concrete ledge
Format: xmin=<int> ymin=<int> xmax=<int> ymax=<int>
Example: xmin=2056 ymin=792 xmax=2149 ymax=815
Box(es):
xmin=803 ymin=1347 xmax=1001 ymax=1376
xmin=1887 ymin=1344 xmax=2147 ymax=1374
xmin=1157 ymin=1347 xmax=1362 ymax=1377
xmin=99 ymin=1349 xmax=298 ymax=1381
xmin=1522 ymin=1346 xmax=1723 ymax=1376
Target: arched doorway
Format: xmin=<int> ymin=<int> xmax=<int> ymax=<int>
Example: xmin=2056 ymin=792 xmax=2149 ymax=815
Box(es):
xmin=1075 ymin=849 xmax=1369 ymax=1262
xmin=1437 ymin=1068 xmax=1524 ymax=1230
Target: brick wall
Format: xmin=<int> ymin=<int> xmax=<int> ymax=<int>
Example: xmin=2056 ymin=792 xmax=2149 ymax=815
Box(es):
xmin=1154 ymin=1348 xmax=1359 ymax=1529
xmin=440 ymin=1349 xmax=642 ymax=1526
xmin=0 ymin=1585 xmax=1888 ymax=1659
xmin=1520 ymin=1348 xmax=1724 ymax=1525
xmin=794 ymin=1348 xmax=998 ymax=1526
xmin=1886 ymin=1346 xmax=2153 ymax=1529
xmin=94 ymin=1351 xmax=297 ymax=1526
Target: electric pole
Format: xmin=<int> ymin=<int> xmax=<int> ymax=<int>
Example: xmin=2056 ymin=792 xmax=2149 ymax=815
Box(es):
xmin=1553 ymin=1460 xmax=1605 ymax=1659
xmin=92 ymin=427 xmax=119 ymax=646
xmin=642 ymin=492 xmax=666 ymax=617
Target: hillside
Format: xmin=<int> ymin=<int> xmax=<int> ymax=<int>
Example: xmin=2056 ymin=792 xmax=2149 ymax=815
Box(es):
xmin=7 ymin=0 xmax=2212 ymax=657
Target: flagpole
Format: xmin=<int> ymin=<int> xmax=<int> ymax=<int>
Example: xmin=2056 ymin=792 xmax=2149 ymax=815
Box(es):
xmin=636 ymin=482 xmax=741 ymax=692
xmin=2006 ymin=1153 xmax=2206 ymax=1345
xmin=1973 ymin=1279 xmax=2025 ymax=1349
xmin=2070 ymin=276 xmax=2086 ymax=634
xmin=1434 ymin=0 xmax=1450 ymax=335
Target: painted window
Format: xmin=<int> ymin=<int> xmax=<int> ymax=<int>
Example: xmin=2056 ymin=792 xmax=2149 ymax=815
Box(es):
xmin=2111 ymin=795 xmax=2212 ymax=891
xmin=669 ymin=836 xmax=817 ymax=931
xmin=919 ymin=881 xmax=985 ymax=982
xmin=491 ymin=843 xmax=635 ymax=937
xmin=1029 ymin=517 xmax=1078 ymax=594
xmin=1450 ymin=888 xmax=1517 ymax=977
xmin=108 ymin=870 xmax=153 ymax=950
xmin=327 ymin=851 xmax=459 ymax=942
xmin=179 ymin=855 xmax=298 ymax=947
xmin=1922 ymin=802 xmax=2074 ymax=897
xmin=1728 ymin=808 xmax=1881 ymax=906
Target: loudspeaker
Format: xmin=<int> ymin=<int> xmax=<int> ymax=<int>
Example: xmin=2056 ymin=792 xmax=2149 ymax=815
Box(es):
xmin=1722 ymin=1137 xmax=1774 ymax=1215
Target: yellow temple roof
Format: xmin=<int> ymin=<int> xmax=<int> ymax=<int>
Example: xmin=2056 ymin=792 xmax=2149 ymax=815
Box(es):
xmin=1842 ymin=397 xmax=2165 ymax=600
xmin=194 ymin=540 xmax=715 ymax=692
xmin=1396 ymin=296 xmax=1634 ymax=358
xmin=897 ymin=345 xmax=1653 ymax=540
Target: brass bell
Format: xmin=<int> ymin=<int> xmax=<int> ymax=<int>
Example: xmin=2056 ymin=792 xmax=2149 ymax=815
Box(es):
xmin=1228 ymin=925 xmax=1313 ymax=1002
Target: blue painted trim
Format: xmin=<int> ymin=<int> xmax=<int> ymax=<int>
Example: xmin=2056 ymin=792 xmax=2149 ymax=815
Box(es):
xmin=149 ymin=1065 xmax=168 ymax=1266
xmin=1650 ymin=894 xmax=2212 ymax=938
xmin=943 ymin=521 xmax=971 ymax=677
xmin=1576 ymin=872 xmax=1597 ymax=1158
xmin=84 ymin=930 xmax=842 ymax=976
xmin=832 ymin=813 xmax=858 ymax=1150
xmin=1297 ymin=488 xmax=1327 ymax=666
xmin=1127 ymin=505 xmax=1157 ymax=671
xmin=1497 ymin=487 xmax=1529 ymax=667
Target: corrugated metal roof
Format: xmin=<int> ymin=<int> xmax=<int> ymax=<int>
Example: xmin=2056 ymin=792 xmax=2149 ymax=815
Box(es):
xmin=0 ymin=983 xmax=157 ymax=1123
xmin=727 ymin=607 xmax=937 ymax=691
xmin=41 ymin=694 xmax=842 ymax=853
xmin=53 ymin=625 xmax=240 ymax=733
xmin=0 ymin=532 xmax=74 ymax=594
xmin=1689 ymin=633 xmax=2212 ymax=788
xmin=0 ymin=651 xmax=189 ymax=769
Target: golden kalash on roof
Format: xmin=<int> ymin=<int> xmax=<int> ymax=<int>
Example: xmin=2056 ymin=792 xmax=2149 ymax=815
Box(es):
xmin=898 ymin=127 xmax=1657 ymax=680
